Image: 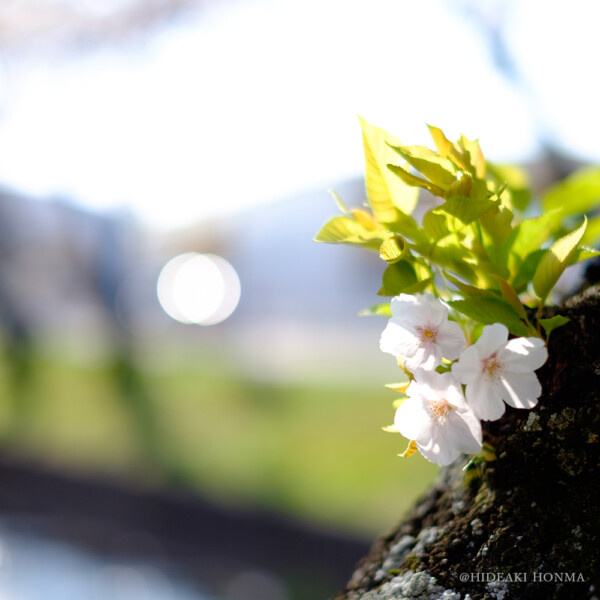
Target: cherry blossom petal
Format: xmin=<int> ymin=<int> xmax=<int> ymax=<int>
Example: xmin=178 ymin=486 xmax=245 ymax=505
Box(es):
xmin=465 ymin=375 xmax=506 ymax=421
xmin=499 ymin=371 xmax=542 ymax=409
xmin=451 ymin=346 xmax=481 ymax=383
xmin=380 ymin=320 xmax=420 ymax=357
xmin=474 ymin=323 xmax=509 ymax=358
xmin=404 ymin=344 xmax=441 ymax=371
xmin=500 ymin=338 xmax=548 ymax=373
xmin=389 ymin=294 xmax=425 ymax=322
xmin=446 ymin=410 xmax=483 ymax=454
xmin=417 ymin=426 xmax=461 ymax=466
xmin=441 ymin=375 xmax=469 ymax=411
xmin=408 ymin=369 xmax=453 ymax=400
xmin=415 ymin=293 xmax=448 ymax=328
xmin=394 ymin=397 xmax=433 ymax=444
xmin=436 ymin=320 xmax=467 ymax=360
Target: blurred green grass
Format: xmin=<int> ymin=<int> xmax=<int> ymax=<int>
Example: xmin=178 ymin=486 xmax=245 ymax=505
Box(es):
xmin=0 ymin=343 xmax=438 ymax=538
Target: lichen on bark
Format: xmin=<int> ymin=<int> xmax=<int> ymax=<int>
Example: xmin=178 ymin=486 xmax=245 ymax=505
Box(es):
xmin=334 ymin=286 xmax=600 ymax=600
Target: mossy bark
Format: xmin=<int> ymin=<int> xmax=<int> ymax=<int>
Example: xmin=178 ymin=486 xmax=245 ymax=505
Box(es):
xmin=334 ymin=286 xmax=600 ymax=600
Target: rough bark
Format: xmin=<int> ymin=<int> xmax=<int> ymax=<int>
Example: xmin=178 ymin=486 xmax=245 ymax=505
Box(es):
xmin=334 ymin=286 xmax=600 ymax=600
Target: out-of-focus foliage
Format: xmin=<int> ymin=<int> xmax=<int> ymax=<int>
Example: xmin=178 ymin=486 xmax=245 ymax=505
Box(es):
xmin=0 ymin=343 xmax=437 ymax=536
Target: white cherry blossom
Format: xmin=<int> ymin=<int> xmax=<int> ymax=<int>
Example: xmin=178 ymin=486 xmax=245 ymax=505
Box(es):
xmin=394 ymin=370 xmax=482 ymax=466
xmin=452 ymin=323 xmax=548 ymax=421
xmin=380 ymin=293 xmax=466 ymax=372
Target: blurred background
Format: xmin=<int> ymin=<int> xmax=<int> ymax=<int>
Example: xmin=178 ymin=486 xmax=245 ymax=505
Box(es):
xmin=0 ymin=0 xmax=598 ymax=598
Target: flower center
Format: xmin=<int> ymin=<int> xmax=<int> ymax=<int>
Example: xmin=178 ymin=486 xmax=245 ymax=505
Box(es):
xmin=429 ymin=398 xmax=451 ymax=422
xmin=482 ymin=354 xmax=502 ymax=379
xmin=416 ymin=326 xmax=437 ymax=345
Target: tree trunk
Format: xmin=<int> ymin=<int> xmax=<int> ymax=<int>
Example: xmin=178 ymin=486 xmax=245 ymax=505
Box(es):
xmin=334 ymin=286 xmax=600 ymax=600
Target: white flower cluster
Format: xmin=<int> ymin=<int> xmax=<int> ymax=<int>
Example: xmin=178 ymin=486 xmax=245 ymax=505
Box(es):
xmin=381 ymin=294 xmax=548 ymax=466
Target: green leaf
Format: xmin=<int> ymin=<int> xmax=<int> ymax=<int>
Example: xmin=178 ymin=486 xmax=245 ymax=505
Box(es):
xmin=487 ymin=163 xmax=531 ymax=211
xmin=438 ymin=194 xmax=497 ymax=225
xmin=533 ymin=217 xmax=588 ymax=301
xmin=511 ymin=211 xmax=561 ymax=259
xmin=388 ymin=144 xmax=458 ymax=187
xmin=542 ymin=166 xmax=600 ymax=218
xmin=388 ymin=210 xmax=430 ymax=245
xmin=380 ymin=235 xmax=407 ymax=263
xmin=359 ymin=116 xmax=419 ymax=221
xmin=402 ymin=276 xmax=435 ymax=295
xmin=359 ymin=303 xmax=392 ymax=317
xmin=493 ymin=276 xmax=527 ymax=320
xmin=447 ymin=297 xmax=530 ymax=337
xmin=387 ymin=163 xmax=445 ymax=197
xmin=415 ymin=242 xmax=479 ymax=284
xmin=540 ymin=315 xmax=570 ymax=339
xmin=378 ymin=261 xmax=418 ymax=296
xmin=511 ymin=249 xmax=545 ymax=294
xmin=480 ymin=205 xmax=514 ymax=246
xmin=314 ymin=215 xmax=381 ymax=249
xmin=423 ymin=209 xmax=452 ymax=241
xmin=444 ymin=272 xmax=494 ymax=298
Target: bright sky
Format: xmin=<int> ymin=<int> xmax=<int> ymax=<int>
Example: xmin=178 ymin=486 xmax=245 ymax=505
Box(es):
xmin=0 ymin=0 xmax=596 ymax=230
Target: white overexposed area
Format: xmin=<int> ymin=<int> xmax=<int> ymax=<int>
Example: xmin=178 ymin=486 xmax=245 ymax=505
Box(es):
xmin=2 ymin=0 xmax=591 ymax=230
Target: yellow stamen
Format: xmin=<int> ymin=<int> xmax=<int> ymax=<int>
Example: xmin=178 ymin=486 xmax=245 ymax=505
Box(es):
xmin=417 ymin=326 xmax=437 ymax=344
xmin=483 ymin=355 xmax=501 ymax=378
xmin=430 ymin=399 xmax=451 ymax=421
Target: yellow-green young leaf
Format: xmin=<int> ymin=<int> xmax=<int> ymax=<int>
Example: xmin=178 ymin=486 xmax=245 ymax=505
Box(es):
xmin=392 ymin=398 xmax=407 ymax=409
xmin=314 ymin=215 xmax=381 ymax=249
xmin=457 ymin=135 xmax=486 ymax=179
xmin=378 ymin=261 xmax=418 ymax=296
xmin=487 ymin=163 xmax=531 ymax=212
xmin=359 ymin=116 xmax=419 ymax=220
xmin=540 ymin=315 xmax=570 ymax=339
xmin=571 ymin=246 xmax=600 ymax=265
xmin=427 ymin=124 xmax=454 ymax=159
xmin=511 ymin=249 xmax=545 ymax=294
xmin=438 ymin=194 xmax=497 ymax=225
xmin=359 ymin=303 xmax=392 ymax=317
xmin=329 ymin=189 xmax=348 ymax=213
xmin=351 ymin=208 xmax=378 ymax=230
xmin=533 ymin=217 xmax=588 ymax=301
xmin=582 ymin=215 xmax=600 ymax=245
xmin=511 ymin=211 xmax=561 ymax=259
xmin=388 ymin=144 xmax=458 ymax=188
xmin=387 ymin=163 xmax=445 ymax=197
xmin=542 ymin=166 xmax=600 ymax=218
xmin=380 ymin=235 xmax=407 ymax=263
xmin=423 ymin=210 xmax=451 ymax=241
xmin=402 ymin=276 xmax=435 ymax=295
xmin=398 ymin=439 xmax=418 ymax=458
xmin=444 ymin=173 xmax=473 ymax=199
xmin=416 ymin=242 xmax=479 ymax=284
xmin=389 ymin=210 xmax=430 ymax=245
xmin=382 ymin=424 xmax=399 ymax=433
xmin=447 ymin=297 xmax=530 ymax=337
xmin=480 ymin=205 xmax=514 ymax=246
xmin=385 ymin=382 xmax=410 ymax=394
